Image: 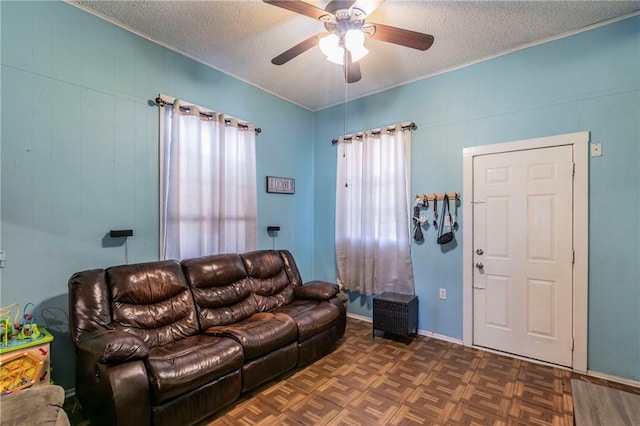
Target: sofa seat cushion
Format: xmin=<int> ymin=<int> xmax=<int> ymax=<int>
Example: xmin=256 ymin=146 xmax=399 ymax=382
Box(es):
xmin=146 ymin=334 xmax=243 ymax=404
xmin=273 ymin=299 xmax=340 ymax=341
xmin=205 ymin=312 xmax=297 ymax=360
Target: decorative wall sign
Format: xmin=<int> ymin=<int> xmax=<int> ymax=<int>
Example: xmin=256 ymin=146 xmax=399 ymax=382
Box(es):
xmin=266 ymin=176 xmax=295 ymax=194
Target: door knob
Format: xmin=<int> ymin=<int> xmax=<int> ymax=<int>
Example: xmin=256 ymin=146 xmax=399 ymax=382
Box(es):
xmin=476 ymin=249 xmax=484 ymax=255
xmin=475 ymin=262 xmax=484 ymax=269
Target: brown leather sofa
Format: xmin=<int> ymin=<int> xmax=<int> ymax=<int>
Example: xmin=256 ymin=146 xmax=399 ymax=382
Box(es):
xmin=69 ymin=250 xmax=346 ymax=426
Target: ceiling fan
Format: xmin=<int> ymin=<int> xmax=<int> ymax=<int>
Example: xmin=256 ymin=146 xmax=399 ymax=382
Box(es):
xmin=263 ymin=0 xmax=434 ymax=83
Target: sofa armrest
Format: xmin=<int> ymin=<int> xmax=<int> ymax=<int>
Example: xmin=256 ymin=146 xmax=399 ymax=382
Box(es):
xmin=76 ymin=353 xmax=151 ymax=426
xmin=294 ymin=281 xmax=339 ymax=301
xmin=77 ymin=329 xmax=149 ymax=364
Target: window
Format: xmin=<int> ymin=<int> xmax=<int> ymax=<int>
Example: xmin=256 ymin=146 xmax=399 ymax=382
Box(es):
xmin=335 ymin=124 xmax=415 ymax=295
xmin=159 ymin=98 xmax=257 ymax=260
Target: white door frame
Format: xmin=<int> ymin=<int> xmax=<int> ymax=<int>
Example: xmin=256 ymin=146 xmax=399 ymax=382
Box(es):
xmin=462 ymin=131 xmax=589 ymax=372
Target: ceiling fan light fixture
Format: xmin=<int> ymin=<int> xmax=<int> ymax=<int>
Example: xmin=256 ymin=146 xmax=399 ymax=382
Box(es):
xmin=320 ymin=31 xmax=369 ymax=65
xmin=324 ymin=45 xmax=368 ymax=65
xmin=349 ymin=44 xmax=369 ymax=63
xmin=326 ymin=50 xmax=345 ymax=65
xmin=345 ymin=29 xmax=368 ymax=62
xmin=319 ymin=34 xmax=341 ymax=57
xmin=344 ymin=29 xmax=364 ymax=51
xmin=263 ymin=0 xmax=434 ymax=83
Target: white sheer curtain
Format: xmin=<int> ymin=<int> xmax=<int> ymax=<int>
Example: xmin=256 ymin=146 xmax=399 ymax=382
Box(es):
xmin=335 ymin=124 xmax=415 ymax=295
xmin=160 ymin=99 xmax=257 ymax=260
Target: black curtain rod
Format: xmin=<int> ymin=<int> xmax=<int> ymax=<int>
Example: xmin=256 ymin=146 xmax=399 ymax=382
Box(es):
xmin=155 ymin=97 xmax=261 ymax=134
xmin=331 ymin=122 xmax=416 ymax=144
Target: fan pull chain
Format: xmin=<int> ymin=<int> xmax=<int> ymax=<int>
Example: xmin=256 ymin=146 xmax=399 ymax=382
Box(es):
xmin=343 ymin=73 xmax=349 ymax=188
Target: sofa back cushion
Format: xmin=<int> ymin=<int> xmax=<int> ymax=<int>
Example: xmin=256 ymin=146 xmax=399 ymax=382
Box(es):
xmin=69 ymin=269 xmax=113 ymax=345
xmin=278 ymin=250 xmax=304 ymax=289
xmin=107 ymin=261 xmax=200 ymax=348
xmin=240 ymin=250 xmax=296 ymax=311
xmin=181 ymin=254 xmax=258 ymax=328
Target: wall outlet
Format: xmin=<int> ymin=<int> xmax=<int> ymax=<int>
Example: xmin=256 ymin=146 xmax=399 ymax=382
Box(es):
xmin=439 ymin=288 xmax=447 ymax=299
xmin=591 ymin=142 xmax=602 ymax=157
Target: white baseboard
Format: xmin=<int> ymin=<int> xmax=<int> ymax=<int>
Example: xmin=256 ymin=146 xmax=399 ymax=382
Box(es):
xmin=64 ymin=387 xmax=76 ymax=400
xmin=586 ymin=370 xmax=640 ymax=389
xmin=416 ymin=329 xmax=464 ymax=345
xmin=346 ymin=313 xmax=371 ymax=323
xmin=346 ymin=313 xmax=463 ymax=345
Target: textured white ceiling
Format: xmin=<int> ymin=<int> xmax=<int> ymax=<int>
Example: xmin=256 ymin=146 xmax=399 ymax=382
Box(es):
xmin=69 ymin=0 xmax=640 ymax=111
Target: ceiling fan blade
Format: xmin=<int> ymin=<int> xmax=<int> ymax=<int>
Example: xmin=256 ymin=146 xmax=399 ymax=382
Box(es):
xmin=345 ymin=51 xmax=362 ymax=83
xmin=271 ymin=32 xmax=328 ymax=65
xmin=369 ymin=22 xmax=434 ymax=51
xmin=263 ymin=0 xmax=329 ymax=20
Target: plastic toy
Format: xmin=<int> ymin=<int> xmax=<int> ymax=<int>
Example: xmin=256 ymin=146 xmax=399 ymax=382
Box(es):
xmin=0 ymin=304 xmax=20 ymax=346
xmin=0 ymin=350 xmax=44 ymax=394
xmin=0 ymin=303 xmax=41 ymax=348
xmin=16 ymin=303 xmax=40 ymax=340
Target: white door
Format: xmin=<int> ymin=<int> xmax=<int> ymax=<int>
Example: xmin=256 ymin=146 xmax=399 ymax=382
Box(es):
xmin=472 ymin=145 xmax=574 ymax=366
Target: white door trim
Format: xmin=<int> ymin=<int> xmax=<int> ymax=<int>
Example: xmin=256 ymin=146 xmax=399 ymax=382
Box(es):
xmin=462 ymin=131 xmax=589 ymax=373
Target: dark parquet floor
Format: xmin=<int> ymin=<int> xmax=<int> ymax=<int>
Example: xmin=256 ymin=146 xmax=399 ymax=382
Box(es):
xmin=64 ymin=317 xmax=640 ymax=425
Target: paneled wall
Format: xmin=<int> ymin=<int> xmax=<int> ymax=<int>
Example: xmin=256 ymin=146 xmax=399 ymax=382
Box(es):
xmin=0 ymin=1 xmax=314 ymax=389
xmin=313 ymin=16 xmax=640 ymax=382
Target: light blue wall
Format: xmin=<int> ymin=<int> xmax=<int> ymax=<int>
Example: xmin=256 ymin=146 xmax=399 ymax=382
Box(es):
xmin=0 ymin=1 xmax=314 ymax=389
xmin=313 ymin=16 xmax=640 ymax=381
